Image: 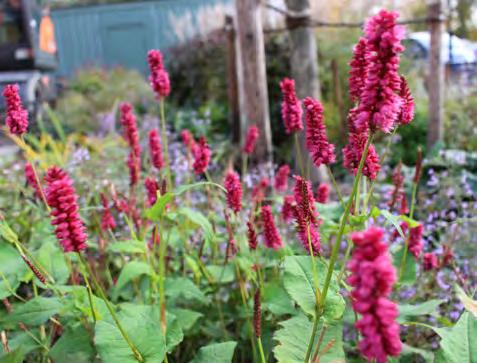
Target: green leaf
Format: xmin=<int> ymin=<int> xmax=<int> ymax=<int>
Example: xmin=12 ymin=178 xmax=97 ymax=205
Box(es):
xmin=392 ymin=248 xmax=416 ymax=285
xmin=273 ymin=313 xmax=345 ymax=363
xmin=166 ymin=314 xmax=184 ymax=353
xmin=112 ymin=261 xmax=153 ymax=300
xmin=35 ymin=242 xmax=69 ymax=285
xmin=432 ymin=312 xmax=477 ymax=363
xmin=190 ymin=341 xmax=237 ymax=363
xmin=455 ymin=285 xmax=477 ymax=318
xmin=283 ymin=256 xmax=345 ymax=321
xmin=165 ymin=277 xmax=209 ymax=304
xmin=0 ymin=244 xmax=26 ymax=299
xmin=206 ymin=265 xmax=235 ymax=284
xmin=95 ymin=308 xmax=166 ymax=363
xmin=2 ymin=332 xmax=39 ymax=356
xmin=107 ymin=241 xmax=146 ymax=255
xmin=177 ymin=208 xmax=214 ymax=244
xmin=379 ymin=209 xmax=406 ymax=239
xmin=49 ymin=324 xmax=94 ymax=363
xmin=169 ymin=308 xmax=202 ymax=332
xmin=262 ymin=282 xmax=296 ymax=316
xmin=401 ymin=343 xmax=434 ymax=363
xmin=3 ymin=297 xmax=62 ymax=326
xmin=0 ymin=349 xmax=24 ymax=363
xmin=0 ymin=220 xmax=19 ymax=244
xmin=398 ymin=299 xmax=445 ymax=323
xmin=399 ymin=215 xmax=421 ymax=228
xmin=145 ymin=193 xmax=174 ymax=222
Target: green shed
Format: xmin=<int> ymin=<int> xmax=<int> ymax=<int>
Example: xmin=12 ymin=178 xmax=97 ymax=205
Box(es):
xmin=51 ymin=0 xmax=232 ymax=77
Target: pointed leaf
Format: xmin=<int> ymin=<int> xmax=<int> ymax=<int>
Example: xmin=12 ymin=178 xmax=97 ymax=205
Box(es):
xmin=49 ymin=324 xmax=94 ymax=363
xmin=3 ymin=297 xmax=62 ymax=326
xmin=190 ymin=341 xmax=237 ymax=363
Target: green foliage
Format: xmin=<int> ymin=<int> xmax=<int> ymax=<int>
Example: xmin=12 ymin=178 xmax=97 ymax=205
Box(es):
xmin=95 ymin=306 xmax=166 ymax=363
xmin=274 ymin=313 xmax=345 ymax=363
xmin=2 ymin=297 xmax=62 ymax=327
xmin=49 ymin=324 xmax=95 ymax=363
xmin=433 ymin=312 xmax=477 ymax=363
xmin=190 ymin=341 xmax=237 ymax=363
xmin=283 ymin=256 xmax=345 ymax=321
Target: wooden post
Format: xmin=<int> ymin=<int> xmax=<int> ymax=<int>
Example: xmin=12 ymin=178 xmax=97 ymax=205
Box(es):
xmin=225 ymin=15 xmax=240 ymax=145
xmin=427 ymin=0 xmax=444 ymax=150
xmin=285 ymin=0 xmax=328 ymax=182
xmin=235 ymin=0 xmax=273 ymax=163
xmin=331 ymin=59 xmax=346 ymax=138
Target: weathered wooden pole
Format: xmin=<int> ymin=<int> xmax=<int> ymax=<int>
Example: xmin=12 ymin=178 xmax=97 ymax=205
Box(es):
xmin=225 ymin=15 xmax=240 ymax=145
xmin=235 ymin=0 xmax=273 ymax=163
xmin=427 ymin=0 xmax=445 ymax=150
xmin=284 ymin=0 xmax=328 ymax=182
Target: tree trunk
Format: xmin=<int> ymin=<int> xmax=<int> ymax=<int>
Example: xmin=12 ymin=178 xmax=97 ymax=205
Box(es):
xmin=285 ymin=0 xmax=328 ymax=183
xmin=427 ymin=0 xmax=444 ymax=151
xmin=235 ymin=0 xmax=272 ymax=165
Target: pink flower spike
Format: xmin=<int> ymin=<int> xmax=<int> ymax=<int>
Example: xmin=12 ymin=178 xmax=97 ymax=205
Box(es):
xmin=304 ymin=97 xmax=335 ymax=167
xmin=349 ymin=38 xmax=368 ymax=102
xmin=408 ymin=223 xmax=424 ymax=259
xmin=281 ymin=195 xmax=295 ymax=222
xmin=224 ymin=170 xmax=242 ymax=213
xmin=355 ymin=10 xmax=405 ymax=133
xmin=100 ymin=193 xmax=116 ymax=231
xmin=316 ymin=183 xmax=330 ymax=204
xmin=423 ymin=252 xmax=438 ymax=271
xmin=243 ymin=125 xmax=259 ymax=155
xmin=261 ymin=205 xmax=283 ymax=250
xmin=149 ymin=128 xmax=164 ymax=170
xmin=348 ymin=227 xmax=402 ymax=363
xmin=3 ymin=84 xmax=28 ymax=135
xmin=24 ymin=162 xmax=42 ymax=199
xmin=147 ymin=49 xmax=171 ymax=98
xmin=397 ymin=76 xmax=414 ymax=125
xmin=247 ymin=220 xmax=258 ymax=250
xmin=192 ymin=137 xmax=211 ymax=175
xmin=45 ymin=167 xmax=88 ymax=253
xmin=342 ymin=132 xmax=381 ymax=181
xmin=274 ymin=164 xmax=290 ymax=192
xmin=144 ymin=177 xmax=159 ymax=207
xmin=280 ymin=78 xmax=303 ymax=134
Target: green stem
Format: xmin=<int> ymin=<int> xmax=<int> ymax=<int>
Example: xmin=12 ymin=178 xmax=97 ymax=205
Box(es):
xmin=159 ymin=98 xmax=173 ymax=189
xmin=257 ymin=336 xmax=266 ymax=363
xmin=304 ymin=224 xmax=323 ymax=363
xmin=304 ymin=310 xmax=320 ymax=363
xmin=399 ymin=180 xmax=418 ymax=280
xmin=326 ymin=165 xmax=344 ymax=208
xmin=320 ymin=134 xmax=373 ymax=307
xmin=79 ymin=253 xmax=144 ymax=362
xmin=76 ymin=253 xmax=97 ymax=323
xmin=158 ymin=216 xmax=167 ymax=333
xmin=294 ymin=133 xmax=305 ymax=177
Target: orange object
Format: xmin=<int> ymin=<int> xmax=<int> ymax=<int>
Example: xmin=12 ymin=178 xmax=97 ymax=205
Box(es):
xmin=39 ymin=15 xmax=56 ymax=54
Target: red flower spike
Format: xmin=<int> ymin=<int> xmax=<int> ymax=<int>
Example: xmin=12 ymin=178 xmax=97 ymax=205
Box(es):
xmin=274 ymin=164 xmax=290 ymax=192
xmin=144 ymin=177 xmax=159 ymax=207
xmin=224 ymin=170 xmax=242 ymax=214
xmin=280 ymin=78 xmax=303 ymax=134
xmin=3 ymin=84 xmax=28 ymax=135
xmin=253 ymin=288 xmax=262 ymax=338
xmin=243 ymin=125 xmax=259 ymax=155
xmin=261 ymin=205 xmax=283 ymax=250
xmin=45 ymin=167 xmax=88 ymax=253
xmin=348 ymin=227 xmax=402 ymax=363
xmin=316 ymin=183 xmax=330 ymax=204
xmin=247 ymin=220 xmax=258 ymax=250
xmin=349 ymin=38 xmax=368 ymax=102
xmin=423 ymin=252 xmax=438 ymax=271
xmin=24 ymin=162 xmax=42 ymax=199
xmin=192 ymin=137 xmax=211 ymax=175
xmin=397 ymin=76 xmax=414 ymax=125
xmin=281 ymin=195 xmax=295 ymax=222
xmin=354 ymin=10 xmax=405 ymax=133
xmin=149 ymin=128 xmax=164 ymax=170
xmin=342 ymin=132 xmax=381 ymax=181
xmin=304 ymin=97 xmax=336 ymax=167
xmin=147 ymin=49 xmax=171 ymax=98
xmin=100 ymin=193 xmax=116 ymax=231
xmin=408 ymin=223 xmax=424 ymax=259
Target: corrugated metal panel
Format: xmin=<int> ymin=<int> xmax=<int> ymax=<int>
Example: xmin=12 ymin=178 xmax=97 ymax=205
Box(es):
xmin=51 ymin=0 xmax=232 ymax=77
